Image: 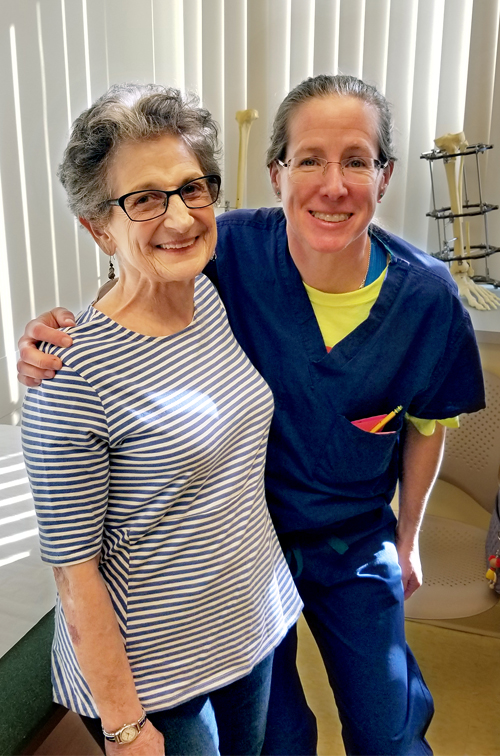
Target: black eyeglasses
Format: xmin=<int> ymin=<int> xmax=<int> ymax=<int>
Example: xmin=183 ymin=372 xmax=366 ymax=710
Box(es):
xmin=107 ymin=174 xmax=221 ymax=222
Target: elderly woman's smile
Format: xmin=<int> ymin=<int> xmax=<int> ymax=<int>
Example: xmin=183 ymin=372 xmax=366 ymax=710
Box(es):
xmin=155 ymin=239 xmax=198 ymax=251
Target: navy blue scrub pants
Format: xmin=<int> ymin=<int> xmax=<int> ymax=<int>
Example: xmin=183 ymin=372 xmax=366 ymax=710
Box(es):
xmin=262 ymin=507 xmax=434 ymax=756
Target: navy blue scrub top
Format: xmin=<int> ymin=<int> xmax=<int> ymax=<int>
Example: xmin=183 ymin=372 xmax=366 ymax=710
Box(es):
xmin=207 ymin=208 xmax=485 ymax=534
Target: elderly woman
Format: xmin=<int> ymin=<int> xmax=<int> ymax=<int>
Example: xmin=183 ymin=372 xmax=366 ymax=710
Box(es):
xmin=20 ymin=84 xmax=302 ymax=756
xmin=19 ymin=75 xmax=484 ymax=756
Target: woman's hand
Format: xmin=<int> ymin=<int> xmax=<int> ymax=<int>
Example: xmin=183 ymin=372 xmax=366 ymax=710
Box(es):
xmin=396 ymin=536 xmax=422 ymax=600
xmin=105 ymin=719 xmax=165 ymax=756
xmin=17 ymin=308 xmax=76 ymax=386
xmin=398 ymin=421 xmax=446 ymax=599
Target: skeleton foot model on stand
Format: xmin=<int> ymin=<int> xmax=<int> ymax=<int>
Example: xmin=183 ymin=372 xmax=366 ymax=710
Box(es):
xmin=434 ymin=132 xmax=499 ymax=310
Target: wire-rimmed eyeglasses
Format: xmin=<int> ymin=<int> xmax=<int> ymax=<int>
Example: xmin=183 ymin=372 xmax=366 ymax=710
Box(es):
xmin=107 ymin=174 xmax=221 ymax=222
xmin=277 ymin=156 xmax=387 ymax=186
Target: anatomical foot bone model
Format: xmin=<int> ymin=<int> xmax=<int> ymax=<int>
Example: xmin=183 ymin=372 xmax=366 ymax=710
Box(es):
xmin=434 ymin=132 xmax=499 ymax=310
xmin=235 ymin=109 xmax=259 ymax=209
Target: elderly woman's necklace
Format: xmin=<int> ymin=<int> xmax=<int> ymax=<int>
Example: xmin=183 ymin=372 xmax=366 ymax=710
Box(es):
xmin=358 ymin=240 xmax=371 ymax=289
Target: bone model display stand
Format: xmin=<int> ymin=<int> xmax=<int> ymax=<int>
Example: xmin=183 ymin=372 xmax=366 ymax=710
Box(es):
xmin=235 ymin=109 xmax=259 ymax=209
xmin=422 ymin=134 xmax=500 ymax=310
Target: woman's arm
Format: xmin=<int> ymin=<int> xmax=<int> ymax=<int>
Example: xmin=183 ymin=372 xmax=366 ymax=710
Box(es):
xmin=397 ymin=421 xmax=446 ymax=599
xmin=55 ymin=555 xmax=164 ymax=755
xmin=23 ymin=366 xmax=163 ymax=754
xmin=17 ymin=308 xmax=76 ymax=386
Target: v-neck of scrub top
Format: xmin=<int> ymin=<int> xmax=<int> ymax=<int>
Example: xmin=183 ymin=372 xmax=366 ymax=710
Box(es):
xmin=303 ymin=232 xmax=389 ymax=350
xmin=278 ymin=227 xmax=410 ymax=370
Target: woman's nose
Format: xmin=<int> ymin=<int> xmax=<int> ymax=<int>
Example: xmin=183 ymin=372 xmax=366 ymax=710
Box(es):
xmin=162 ymin=195 xmax=195 ymax=232
xmin=321 ymin=162 xmax=349 ymax=197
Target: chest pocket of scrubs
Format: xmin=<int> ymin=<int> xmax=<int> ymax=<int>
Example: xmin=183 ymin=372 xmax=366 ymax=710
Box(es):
xmin=314 ymin=413 xmax=402 ymax=488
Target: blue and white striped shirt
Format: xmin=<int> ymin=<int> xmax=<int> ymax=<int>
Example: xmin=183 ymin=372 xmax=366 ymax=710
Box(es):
xmin=22 ymin=275 xmax=302 ymax=716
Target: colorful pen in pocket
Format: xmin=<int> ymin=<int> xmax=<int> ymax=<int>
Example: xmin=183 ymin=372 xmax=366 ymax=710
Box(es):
xmin=369 ymin=405 xmax=403 ymax=433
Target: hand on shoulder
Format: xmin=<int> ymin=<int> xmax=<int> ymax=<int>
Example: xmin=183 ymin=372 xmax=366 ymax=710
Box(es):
xmin=17 ymin=308 xmax=76 ymax=386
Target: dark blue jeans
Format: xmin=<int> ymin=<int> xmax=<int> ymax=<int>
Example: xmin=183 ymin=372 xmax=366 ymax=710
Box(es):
xmin=148 ymin=651 xmax=274 ymax=755
xmin=262 ymin=508 xmax=434 ymax=756
xmin=80 ymin=651 xmax=274 ymax=755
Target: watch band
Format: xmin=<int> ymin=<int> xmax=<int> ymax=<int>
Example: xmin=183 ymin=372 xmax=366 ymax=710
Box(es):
xmin=102 ymin=707 xmax=147 ymax=745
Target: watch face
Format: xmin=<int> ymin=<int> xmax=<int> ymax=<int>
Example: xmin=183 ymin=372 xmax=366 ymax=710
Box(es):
xmin=120 ymin=726 xmax=138 ymax=743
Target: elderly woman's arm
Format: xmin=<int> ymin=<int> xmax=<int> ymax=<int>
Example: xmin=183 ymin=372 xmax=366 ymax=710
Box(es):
xmin=54 ymin=556 xmax=164 ymax=755
xmin=397 ymin=421 xmax=446 ymax=600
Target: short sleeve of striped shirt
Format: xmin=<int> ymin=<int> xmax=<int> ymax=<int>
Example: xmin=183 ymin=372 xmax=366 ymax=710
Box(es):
xmin=22 ymin=365 xmax=110 ymax=566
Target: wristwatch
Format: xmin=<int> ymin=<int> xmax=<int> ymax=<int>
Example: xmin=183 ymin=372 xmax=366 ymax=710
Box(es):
xmin=102 ymin=708 xmax=147 ymax=745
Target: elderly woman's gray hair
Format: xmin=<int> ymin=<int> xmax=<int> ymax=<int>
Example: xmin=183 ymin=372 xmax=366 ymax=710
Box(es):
xmin=58 ymin=83 xmax=222 ymax=224
xmin=266 ymin=74 xmax=397 ymax=167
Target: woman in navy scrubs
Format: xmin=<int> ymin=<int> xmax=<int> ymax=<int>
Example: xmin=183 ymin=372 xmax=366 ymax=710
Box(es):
xmin=18 ymin=75 xmax=484 ymax=756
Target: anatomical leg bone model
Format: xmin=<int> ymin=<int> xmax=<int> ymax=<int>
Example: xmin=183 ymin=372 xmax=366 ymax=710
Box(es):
xmin=434 ymin=132 xmax=499 ymax=310
xmin=235 ymin=109 xmax=259 ymax=209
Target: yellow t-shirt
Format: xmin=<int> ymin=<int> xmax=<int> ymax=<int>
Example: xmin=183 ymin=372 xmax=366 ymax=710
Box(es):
xmin=303 ymin=269 xmax=459 ymax=436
